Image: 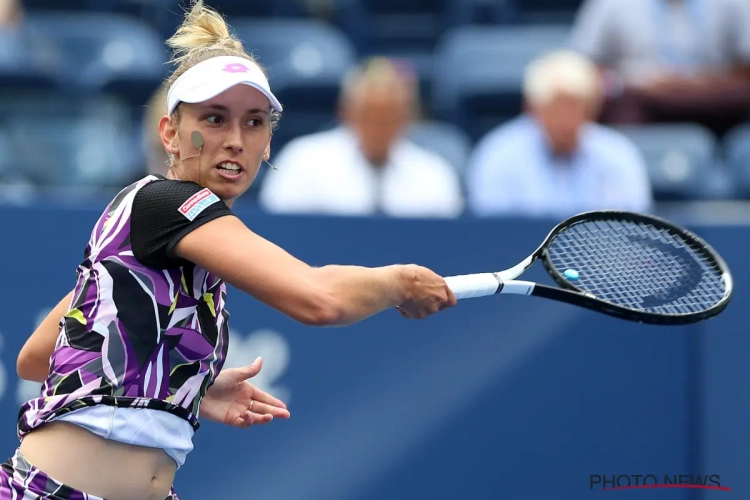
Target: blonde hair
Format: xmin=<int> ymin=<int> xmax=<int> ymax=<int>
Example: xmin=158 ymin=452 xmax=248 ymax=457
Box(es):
xmin=522 ymin=50 xmax=600 ymax=107
xmin=143 ymin=86 xmax=169 ymax=175
xmin=164 ymin=0 xmax=281 ymax=129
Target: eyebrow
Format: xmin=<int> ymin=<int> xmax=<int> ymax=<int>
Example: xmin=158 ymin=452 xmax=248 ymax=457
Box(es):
xmin=200 ymin=104 xmax=269 ymax=114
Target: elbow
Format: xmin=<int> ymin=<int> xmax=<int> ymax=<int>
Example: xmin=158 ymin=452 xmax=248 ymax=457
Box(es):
xmin=16 ymin=352 xmax=35 ymax=381
xmin=293 ymin=293 xmax=344 ymax=327
xmin=16 ymin=350 xmax=45 ymax=382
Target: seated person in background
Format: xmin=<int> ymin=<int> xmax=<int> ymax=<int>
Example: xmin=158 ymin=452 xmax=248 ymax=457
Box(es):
xmin=0 ymin=0 xmax=39 ymax=64
xmin=259 ymin=57 xmax=464 ymax=218
xmin=466 ymin=50 xmax=653 ymax=219
xmin=0 ymin=0 xmax=21 ymax=28
xmin=570 ymin=0 xmax=750 ymax=137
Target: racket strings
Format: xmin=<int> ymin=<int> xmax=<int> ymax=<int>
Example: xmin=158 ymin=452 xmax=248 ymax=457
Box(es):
xmin=546 ymin=219 xmax=727 ymax=315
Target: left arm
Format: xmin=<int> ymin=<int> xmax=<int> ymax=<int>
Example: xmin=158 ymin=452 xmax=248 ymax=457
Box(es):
xmin=17 ymin=290 xmax=73 ymax=382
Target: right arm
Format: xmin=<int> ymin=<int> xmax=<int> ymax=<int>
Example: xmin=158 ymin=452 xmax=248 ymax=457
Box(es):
xmin=131 ymin=181 xmax=452 ymax=327
xmin=174 ymin=215 xmax=414 ymax=326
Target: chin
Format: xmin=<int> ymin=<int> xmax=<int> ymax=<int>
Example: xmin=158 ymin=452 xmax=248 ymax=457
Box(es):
xmin=207 ymin=183 xmax=246 ymax=202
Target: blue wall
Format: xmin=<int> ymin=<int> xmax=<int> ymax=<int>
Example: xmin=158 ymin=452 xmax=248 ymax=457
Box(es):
xmin=0 ymin=204 xmax=745 ymax=500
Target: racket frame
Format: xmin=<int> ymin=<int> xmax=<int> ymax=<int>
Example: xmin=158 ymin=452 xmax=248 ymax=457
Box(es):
xmin=445 ymin=210 xmax=734 ymax=325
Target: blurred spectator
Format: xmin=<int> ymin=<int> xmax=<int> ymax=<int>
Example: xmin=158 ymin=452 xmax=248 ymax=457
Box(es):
xmin=259 ymin=57 xmax=463 ymax=218
xmin=142 ymin=86 xmax=170 ymax=177
xmin=570 ymin=0 xmax=750 ymax=136
xmin=466 ymin=50 xmax=653 ymax=218
xmin=0 ymin=0 xmax=20 ymax=27
xmin=0 ymin=0 xmax=57 ymax=70
xmin=0 ymin=0 xmax=25 ymax=61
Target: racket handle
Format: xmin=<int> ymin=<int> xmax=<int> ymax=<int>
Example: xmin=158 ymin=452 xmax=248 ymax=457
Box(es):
xmin=443 ymin=273 xmax=501 ymax=299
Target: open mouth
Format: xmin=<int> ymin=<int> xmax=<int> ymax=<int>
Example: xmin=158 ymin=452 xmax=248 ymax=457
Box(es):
xmin=216 ymin=161 xmax=244 ymax=177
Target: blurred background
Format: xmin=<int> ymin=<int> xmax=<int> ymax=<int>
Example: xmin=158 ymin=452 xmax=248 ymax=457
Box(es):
xmin=1 ymin=0 xmax=750 ymax=498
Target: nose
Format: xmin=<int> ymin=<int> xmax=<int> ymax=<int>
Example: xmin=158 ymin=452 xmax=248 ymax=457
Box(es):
xmin=223 ymin=122 xmax=244 ymax=153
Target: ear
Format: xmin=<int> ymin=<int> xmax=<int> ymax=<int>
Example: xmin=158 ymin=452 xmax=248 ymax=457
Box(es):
xmin=159 ymin=115 xmax=178 ymax=154
xmin=263 ymin=142 xmax=271 ymax=160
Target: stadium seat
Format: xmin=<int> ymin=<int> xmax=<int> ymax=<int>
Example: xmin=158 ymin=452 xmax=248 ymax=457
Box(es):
xmin=615 ymin=124 xmax=722 ymax=201
xmin=230 ymin=18 xmax=357 ymax=151
xmin=432 ymin=24 xmax=572 ymax=141
xmin=0 ymin=22 xmax=63 ymax=91
xmin=22 ymin=0 xmax=95 ymax=11
xmin=154 ymin=0 xmax=310 ymax=40
xmin=24 ymin=12 xmax=169 ymax=106
xmin=0 ymin=130 xmax=15 ymax=181
xmin=168 ymin=0 xmax=306 ymax=18
xmin=0 ymin=95 xmax=141 ymax=188
xmin=449 ymin=0 xmax=516 ymax=25
xmin=408 ymin=121 xmax=473 ymax=175
xmin=0 ymin=55 xmax=58 ymax=92
xmin=723 ymin=123 xmax=750 ymax=199
xmin=510 ymin=0 xmax=585 ymax=24
xmin=335 ymin=0 xmax=452 ymax=55
xmin=332 ymin=0 xmax=493 ymax=116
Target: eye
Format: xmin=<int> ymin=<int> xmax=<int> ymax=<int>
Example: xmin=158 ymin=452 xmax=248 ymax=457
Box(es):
xmin=206 ymin=114 xmax=224 ymax=124
xmin=247 ymin=118 xmax=263 ymax=127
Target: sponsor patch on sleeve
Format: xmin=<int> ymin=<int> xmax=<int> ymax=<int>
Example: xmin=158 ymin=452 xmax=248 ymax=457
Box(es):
xmin=178 ymin=188 xmax=220 ymax=221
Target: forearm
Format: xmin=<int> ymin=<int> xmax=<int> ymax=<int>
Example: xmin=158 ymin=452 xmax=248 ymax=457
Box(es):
xmin=174 ymin=216 xmax=415 ymax=327
xmin=313 ymin=264 xmax=411 ymax=326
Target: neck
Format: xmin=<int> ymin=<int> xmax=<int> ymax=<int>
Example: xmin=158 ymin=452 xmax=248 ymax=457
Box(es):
xmin=166 ymin=166 xmax=182 ymax=181
xmin=165 ymin=166 xmax=235 ymax=208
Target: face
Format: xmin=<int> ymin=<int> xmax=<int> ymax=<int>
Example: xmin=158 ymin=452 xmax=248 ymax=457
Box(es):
xmin=343 ymin=86 xmax=411 ymax=165
xmin=159 ymin=84 xmax=272 ymax=205
xmin=531 ymin=92 xmax=590 ymax=156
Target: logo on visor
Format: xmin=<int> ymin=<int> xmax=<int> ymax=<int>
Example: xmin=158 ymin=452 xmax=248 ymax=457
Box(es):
xmin=223 ymin=63 xmax=250 ymax=73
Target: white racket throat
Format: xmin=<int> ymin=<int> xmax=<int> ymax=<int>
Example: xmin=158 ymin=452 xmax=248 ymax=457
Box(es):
xmin=444 ymin=254 xmax=537 ymax=300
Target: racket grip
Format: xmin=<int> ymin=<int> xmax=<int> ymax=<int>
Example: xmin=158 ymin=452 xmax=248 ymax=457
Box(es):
xmin=443 ymin=273 xmax=501 ymax=300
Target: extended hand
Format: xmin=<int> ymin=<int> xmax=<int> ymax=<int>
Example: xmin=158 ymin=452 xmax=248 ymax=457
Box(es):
xmin=396 ymin=265 xmax=457 ymax=319
xmin=200 ymin=357 xmax=290 ymax=428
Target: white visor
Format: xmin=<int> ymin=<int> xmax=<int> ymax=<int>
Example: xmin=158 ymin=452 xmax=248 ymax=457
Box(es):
xmin=167 ymin=56 xmax=283 ymax=115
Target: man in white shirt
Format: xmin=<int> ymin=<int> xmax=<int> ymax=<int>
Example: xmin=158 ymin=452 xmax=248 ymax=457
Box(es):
xmin=466 ymin=50 xmax=654 ymax=218
xmin=259 ymin=57 xmax=464 ymax=218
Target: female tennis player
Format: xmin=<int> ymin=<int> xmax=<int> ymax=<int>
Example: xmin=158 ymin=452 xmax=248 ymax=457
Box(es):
xmin=5 ymin=2 xmax=456 ymax=499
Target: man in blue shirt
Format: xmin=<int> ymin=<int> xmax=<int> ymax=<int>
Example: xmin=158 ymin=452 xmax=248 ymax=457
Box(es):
xmin=570 ymin=0 xmax=750 ymax=136
xmin=466 ymin=50 xmax=653 ymax=218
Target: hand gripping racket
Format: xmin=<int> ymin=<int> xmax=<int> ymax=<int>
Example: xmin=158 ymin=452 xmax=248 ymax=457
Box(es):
xmin=443 ymin=211 xmax=733 ymax=325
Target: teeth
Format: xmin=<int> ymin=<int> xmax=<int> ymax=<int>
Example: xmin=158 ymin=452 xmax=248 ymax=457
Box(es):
xmin=218 ymin=162 xmax=240 ymax=172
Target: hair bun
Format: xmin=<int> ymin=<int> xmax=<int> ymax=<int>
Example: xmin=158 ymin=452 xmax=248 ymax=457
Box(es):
xmin=167 ymin=0 xmax=241 ymax=65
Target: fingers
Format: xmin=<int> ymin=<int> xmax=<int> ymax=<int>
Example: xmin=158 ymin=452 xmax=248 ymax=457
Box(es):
xmin=232 ymin=404 xmax=291 ymax=429
xmin=233 ymin=411 xmax=274 ymax=429
xmin=441 ymin=284 xmax=457 ymax=309
xmin=252 ymin=388 xmax=288 ymax=410
xmin=397 ymin=266 xmax=458 ymax=320
xmin=397 ymin=293 xmax=455 ymax=319
xmin=397 ymin=307 xmax=431 ymax=319
xmin=446 ymin=284 xmax=457 ymax=306
xmin=249 ymin=401 xmax=291 ymax=419
xmin=230 ymin=357 xmax=264 ymax=382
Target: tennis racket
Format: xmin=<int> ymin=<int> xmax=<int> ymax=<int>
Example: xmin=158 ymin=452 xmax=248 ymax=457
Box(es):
xmin=443 ymin=211 xmax=733 ymax=325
